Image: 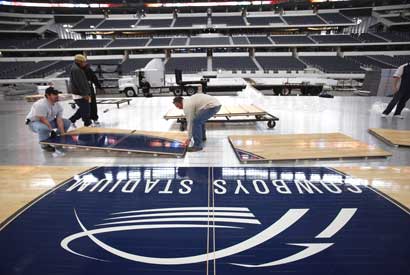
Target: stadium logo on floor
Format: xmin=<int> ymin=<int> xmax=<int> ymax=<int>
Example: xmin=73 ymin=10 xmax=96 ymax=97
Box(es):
xmin=61 ymin=206 xmax=356 ymax=266
xmin=1 ymin=167 xmax=409 ymax=275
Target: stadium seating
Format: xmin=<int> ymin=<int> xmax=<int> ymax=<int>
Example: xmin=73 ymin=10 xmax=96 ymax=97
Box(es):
xmin=166 ymin=57 xmax=207 ymax=73
xmin=255 ymin=56 xmax=306 ymax=71
xmin=170 ymin=37 xmax=188 ymax=46
xmin=23 ymin=60 xmax=72 ymax=79
xmin=247 ymin=36 xmax=272 ymax=45
xmin=346 ymin=56 xmax=395 ymax=69
xmin=375 ymin=32 xmax=410 ymax=42
xmin=189 ymin=37 xmax=230 ymax=46
xmin=97 ymin=19 xmax=138 ymax=29
xmin=247 ymin=16 xmax=283 ymax=25
xmin=107 ymin=38 xmax=149 ymax=48
xmin=120 ymin=58 xmax=153 ymax=75
xmin=174 ymin=16 xmax=208 ymax=27
xmin=137 ymin=19 xmax=172 ymax=28
xmin=299 ymin=56 xmax=364 ymax=73
xmin=231 ymin=36 xmax=249 ymax=45
xmin=72 ymin=18 xmax=103 ymax=29
xmin=148 ymin=38 xmax=172 ymax=47
xmin=40 ymin=39 xmax=74 ymax=49
xmin=213 ymin=56 xmax=258 ymax=71
xmin=70 ymin=39 xmax=112 ymax=48
xmin=319 ymin=13 xmax=353 ymax=24
xmin=270 ymin=35 xmax=314 ymax=44
xmin=211 ymin=16 xmax=246 ymax=26
xmin=353 ymin=33 xmax=387 ymax=43
xmin=310 ymin=34 xmax=360 ymax=44
xmin=282 ymin=15 xmax=325 ymax=25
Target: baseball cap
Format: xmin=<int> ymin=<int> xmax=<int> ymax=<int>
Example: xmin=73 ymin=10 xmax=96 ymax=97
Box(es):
xmin=45 ymin=87 xmax=62 ymax=95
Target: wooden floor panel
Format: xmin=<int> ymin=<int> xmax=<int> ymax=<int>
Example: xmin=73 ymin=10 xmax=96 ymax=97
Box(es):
xmin=40 ymin=127 xmax=187 ymax=156
xmin=369 ymin=128 xmax=410 ymax=147
xmin=229 ymin=133 xmax=392 ymax=162
xmin=0 ymin=166 xmax=91 ymax=224
xmin=334 ymin=166 xmax=410 ymax=208
xmin=67 ymin=127 xmax=187 ymax=142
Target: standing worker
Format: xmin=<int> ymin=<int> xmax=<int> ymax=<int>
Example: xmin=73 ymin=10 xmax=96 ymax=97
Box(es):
xmin=26 ymin=87 xmax=71 ymax=152
xmin=83 ymin=63 xmax=103 ymax=126
xmin=382 ymin=62 xmax=410 ymax=119
xmin=69 ymin=54 xmax=92 ymax=127
xmin=172 ymin=87 xmax=221 ymax=152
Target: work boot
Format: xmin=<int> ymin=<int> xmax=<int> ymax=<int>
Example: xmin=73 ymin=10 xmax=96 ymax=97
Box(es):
xmin=41 ymin=144 xmax=55 ymax=152
xmin=187 ymin=146 xmax=203 ymax=152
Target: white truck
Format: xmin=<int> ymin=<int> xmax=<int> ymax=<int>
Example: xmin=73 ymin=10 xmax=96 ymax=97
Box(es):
xmin=118 ymin=58 xmax=208 ymax=97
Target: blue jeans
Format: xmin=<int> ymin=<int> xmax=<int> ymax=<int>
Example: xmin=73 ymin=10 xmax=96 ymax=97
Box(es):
xmin=192 ymin=105 xmax=221 ymax=148
xmin=28 ymin=118 xmax=71 ymax=142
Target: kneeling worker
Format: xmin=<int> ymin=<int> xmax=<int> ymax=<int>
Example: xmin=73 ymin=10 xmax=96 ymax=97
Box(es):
xmin=173 ymin=87 xmax=221 ymax=152
xmin=26 ymin=87 xmax=71 ymax=152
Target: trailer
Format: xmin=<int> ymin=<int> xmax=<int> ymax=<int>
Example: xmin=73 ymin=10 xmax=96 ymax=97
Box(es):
xmin=118 ymin=58 xmax=246 ymax=97
xmin=250 ymin=77 xmax=337 ymax=96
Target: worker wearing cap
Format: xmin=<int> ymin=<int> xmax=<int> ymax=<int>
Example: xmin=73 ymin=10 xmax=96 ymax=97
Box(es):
xmin=69 ymin=54 xmax=92 ymax=127
xmin=26 ymin=87 xmax=71 ymax=152
xmin=173 ymin=88 xmax=221 ymax=152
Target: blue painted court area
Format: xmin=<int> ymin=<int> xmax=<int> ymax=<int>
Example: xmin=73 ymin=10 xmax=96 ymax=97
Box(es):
xmin=0 ymin=167 xmax=409 ymax=275
xmin=41 ymin=133 xmax=186 ymax=156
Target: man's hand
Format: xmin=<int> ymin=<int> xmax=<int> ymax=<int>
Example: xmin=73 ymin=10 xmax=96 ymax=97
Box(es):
xmin=49 ymin=129 xmax=58 ymax=138
xmin=182 ymin=139 xmax=190 ymax=147
xmin=83 ymin=95 xmax=91 ymax=102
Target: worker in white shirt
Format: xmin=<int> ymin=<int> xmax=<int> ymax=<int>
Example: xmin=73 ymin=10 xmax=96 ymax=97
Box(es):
xmin=173 ymin=87 xmax=221 ymax=152
xmin=382 ymin=62 xmax=410 ymax=119
xmin=26 ymin=87 xmax=71 ymax=152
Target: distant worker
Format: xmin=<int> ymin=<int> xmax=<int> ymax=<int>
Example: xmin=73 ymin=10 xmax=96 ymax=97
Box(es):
xmin=26 ymin=87 xmax=71 ymax=152
xmin=382 ymin=62 xmax=410 ymax=119
xmin=173 ymin=87 xmax=221 ymax=152
xmin=83 ymin=63 xmax=103 ymax=125
xmin=141 ymin=77 xmax=152 ymax=97
xmin=69 ymin=54 xmax=92 ymax=127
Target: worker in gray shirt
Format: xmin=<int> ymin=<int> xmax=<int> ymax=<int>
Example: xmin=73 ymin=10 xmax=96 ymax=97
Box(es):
xmin=69 ymin=54 xmax=92 ymax=127
xmin=26 ymin=87 xmax=71 ymax=152
xmin=173 ymin=88 xmax=221 ymax=152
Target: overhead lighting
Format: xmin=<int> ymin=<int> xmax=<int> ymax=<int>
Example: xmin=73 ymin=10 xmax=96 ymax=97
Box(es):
xmin=0 ymin=1 xmax=123 ymax=8
xmin=145 ymin=1 xmax=288 ymax=8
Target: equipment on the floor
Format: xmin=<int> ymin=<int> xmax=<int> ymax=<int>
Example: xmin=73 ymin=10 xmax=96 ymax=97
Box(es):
xmin=229 ymin=133 xmax=392 ymax=163
xmin=369 ymin=128 xmax=410 ymax=147
xmin=164 ymin=104 xmax=279 ymax=131
xmin=69 ymin=98 xmax=132 ymax=109
xmin=40 ymin=127 xmax=187 ymax=157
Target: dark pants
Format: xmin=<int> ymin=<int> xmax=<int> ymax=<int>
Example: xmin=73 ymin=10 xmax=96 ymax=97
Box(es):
xmin=383 ymin=90 xmax=410 ymax=115
xmin=70 ymin=98 xmax=91 ymax=126
xmin=90 ymin=87 xmax=98 ymax=121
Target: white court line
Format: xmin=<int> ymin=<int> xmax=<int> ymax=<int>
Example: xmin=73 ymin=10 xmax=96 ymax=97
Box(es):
xmin=111 ymin=206 xmax=251 ymax=215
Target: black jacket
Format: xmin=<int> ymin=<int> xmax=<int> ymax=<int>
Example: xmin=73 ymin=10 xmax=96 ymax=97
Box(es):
xmin=69 ymin=62 xmax=91 ymax=96
xmin=84 ymin=65 xmax=102 ymax=89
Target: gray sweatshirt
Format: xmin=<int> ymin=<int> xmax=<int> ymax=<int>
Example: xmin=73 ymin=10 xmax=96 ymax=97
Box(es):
xmin=69 ymin=63 xmax=91 ymax=96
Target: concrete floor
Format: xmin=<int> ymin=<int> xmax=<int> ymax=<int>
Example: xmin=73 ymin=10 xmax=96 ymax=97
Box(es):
xmin=0 ymin=86 xmax=409 ymax=167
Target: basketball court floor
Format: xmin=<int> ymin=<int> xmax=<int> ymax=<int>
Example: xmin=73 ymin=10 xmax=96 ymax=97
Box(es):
xmin=0 ymin=86 xmax=409 ymax=274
